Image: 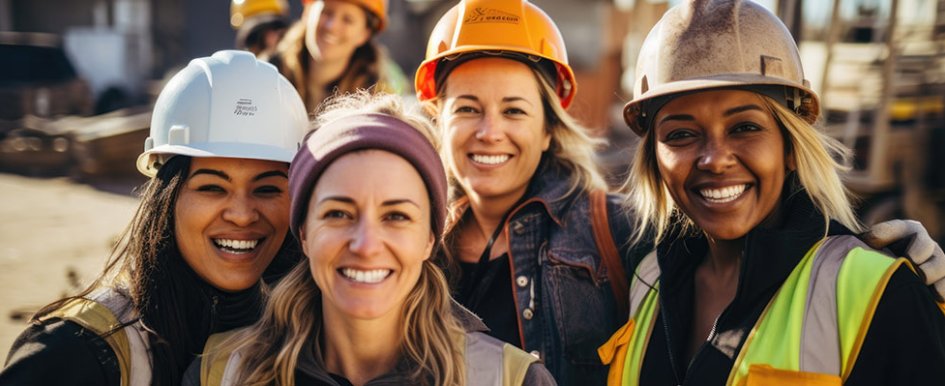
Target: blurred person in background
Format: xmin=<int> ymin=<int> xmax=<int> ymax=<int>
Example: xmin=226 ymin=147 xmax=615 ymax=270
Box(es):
xmin=268 ymin=0 xmax=407 ymax=113
xmin=0 ymin=50 xmax=308 ymax=386
xmin=601 ymin=1 xmax=945 ymax=384
xmin=185 ymin=92 xmax=555 ymax=386
xmin=231 ymin=0 xmax=292 ymax=57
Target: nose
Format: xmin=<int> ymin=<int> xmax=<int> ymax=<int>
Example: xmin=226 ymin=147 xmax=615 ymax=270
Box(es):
xmin=222 ymin=194 xmax=260 ymax=227
xmin=348 ymin=218 xmax=383 ymax=257
xmin=475 ymin=112 xmax=504 ymax=143
xmin=319 ymin=12 xmax=336 ymax=32
xmin=696 ymin=137 xmax=737 ymax=174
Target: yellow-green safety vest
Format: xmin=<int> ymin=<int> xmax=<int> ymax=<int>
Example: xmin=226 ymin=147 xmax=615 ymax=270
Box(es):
xmin=599 ymin=235 xmax=913 ymax=386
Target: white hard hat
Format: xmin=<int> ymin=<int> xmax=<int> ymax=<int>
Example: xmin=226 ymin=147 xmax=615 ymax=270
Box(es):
xmin=623 ymin=0 xmax=819 ymax=136
xmin=137 ymin=50 xmax=308 ymax=177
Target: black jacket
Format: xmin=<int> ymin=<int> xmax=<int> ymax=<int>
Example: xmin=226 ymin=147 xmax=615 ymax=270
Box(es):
xmin=639 ymin=191 xmax=945 ymax=385
xmin=0 ymin=282 xmax=264 ymax=386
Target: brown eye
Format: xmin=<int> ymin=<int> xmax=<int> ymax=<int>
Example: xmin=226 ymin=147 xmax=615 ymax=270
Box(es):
xmin=196 ymin=184 xmax=225 ymax=193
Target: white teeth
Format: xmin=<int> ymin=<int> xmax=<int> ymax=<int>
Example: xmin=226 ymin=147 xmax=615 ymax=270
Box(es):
xmin=471 ymin=154 xmax=510 ymax=165
xmin=214 ymin=239 xmax=259 ymax=253
xmin=340 ymin=268 xmax=391 ymax=284
xmin=699 ymin=184 xmax=747 ymax=203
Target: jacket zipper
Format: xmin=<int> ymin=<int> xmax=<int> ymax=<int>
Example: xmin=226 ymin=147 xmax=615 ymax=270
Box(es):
xmin=659 ymin=303 xmax=683 ymax=386
xmin=209 ymin=295 xmax=220 ymax=331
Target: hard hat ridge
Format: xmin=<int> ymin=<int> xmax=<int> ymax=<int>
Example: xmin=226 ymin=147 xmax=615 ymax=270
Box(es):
xmin=623 ymin=0 xmax=820 ymax=136
xmin=415 ymin=0 xmax=577 ymax=108
xmin=137 ymin=50 xmax=309 ymax=177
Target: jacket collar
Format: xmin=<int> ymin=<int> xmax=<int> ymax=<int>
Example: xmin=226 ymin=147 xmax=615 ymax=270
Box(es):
xmin=445 ymin=155 xmax=578 ymax=234
xmin=656 ymin=184 xmax=852 ymax=330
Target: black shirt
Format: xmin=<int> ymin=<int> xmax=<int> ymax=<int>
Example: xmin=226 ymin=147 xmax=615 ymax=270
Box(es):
xmin=458 ymin=253 xmax=521 ymax=347
xmin=638 ymin=191 xmax=945 ymax=385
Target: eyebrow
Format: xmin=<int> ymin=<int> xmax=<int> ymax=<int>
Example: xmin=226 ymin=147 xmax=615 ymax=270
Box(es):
xmin=724 ymin=104 xmax=764 ymax=116
xmin=454 ymin=95 xmax=533 ymax=105
xmin=190 ymin=169 xmax=229 ymax=180
xmin=657 ymin=104 xmax=765 ymax=126
xmin=317 ymin=196 xmax=421 ymax=208
xmin=254 ymin=170 xmax=288 ymax=181
xmin=190 ymin=169 xmax=288 ymax=181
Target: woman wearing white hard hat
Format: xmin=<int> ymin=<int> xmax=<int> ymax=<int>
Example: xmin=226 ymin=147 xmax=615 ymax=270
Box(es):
xmin=0 ymin=50 xmax=308 ymax=386
xmin=268 ymin=0 xmax=407 ymax=113
xmin=600 ymin=1 xmax=945 ymax=385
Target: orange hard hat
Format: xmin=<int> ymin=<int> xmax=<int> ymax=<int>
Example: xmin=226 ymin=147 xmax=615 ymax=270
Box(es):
xmin=231 ymin=0 xmax=289 ymax=29
xmin=415 ymin=0 xmax=577 ymax=108
xmin=302 ymin=0 xmax=388 ymax=32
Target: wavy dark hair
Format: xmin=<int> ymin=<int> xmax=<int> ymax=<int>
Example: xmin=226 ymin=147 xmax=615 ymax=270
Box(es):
xmin=32 ymin=156 xmax=297 ymax=386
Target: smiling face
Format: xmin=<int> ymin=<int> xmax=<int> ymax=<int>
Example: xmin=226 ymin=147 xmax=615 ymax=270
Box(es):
xmin=304 ymin=0 xmax=372 ymax=64
xmin=653 ymin=89 xmax=793 ymax=241
xmin=301 ymin=150 xmax=434 ymax=321
xmin=439 ymin=57 xmax=551 ymax=203
xmin=174 ymin=157 xmax=290 ymax=292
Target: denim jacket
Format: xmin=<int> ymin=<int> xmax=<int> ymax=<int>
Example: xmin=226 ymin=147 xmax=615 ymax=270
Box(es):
xmin=446 ymin=160 xmax=650 ymax=385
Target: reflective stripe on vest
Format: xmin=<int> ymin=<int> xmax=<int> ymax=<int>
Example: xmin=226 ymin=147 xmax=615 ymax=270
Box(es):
xmin=43 ymin=288 xmax=152 ymax=386
xmin=606 ymin=235 xmax=906 ymax=386
xmin=201 ymin=330 xmax=538 ymax=386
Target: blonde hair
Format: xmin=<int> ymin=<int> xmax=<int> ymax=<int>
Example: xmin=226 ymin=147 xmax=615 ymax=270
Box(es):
xmin=267 ymin=3 xmax=389 ymax=112
xmin=213 ymin=92 xmax=465 ymax=386
xmin=428 ymin=63 xmax=607 ymax=203
xmin=624 ymin=93 xmax=862 ymax=245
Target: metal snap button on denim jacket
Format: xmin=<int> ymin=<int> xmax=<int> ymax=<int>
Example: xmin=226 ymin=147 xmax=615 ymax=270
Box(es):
xmin=445 ymin=161 xmax=650 ymax=385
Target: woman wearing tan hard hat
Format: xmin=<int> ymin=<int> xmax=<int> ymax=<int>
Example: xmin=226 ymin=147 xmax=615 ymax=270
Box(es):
xmin=267 ymin=0 xmax=407 ymax=113
xmin=600 ymin=0 xmax=945 ymax=384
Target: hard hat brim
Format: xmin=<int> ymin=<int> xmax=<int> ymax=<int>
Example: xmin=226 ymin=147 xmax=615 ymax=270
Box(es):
xmin=136 ymin=143 xmax=296 ymax=177
xmin=623 ymin=74 xmax=819 ymax=136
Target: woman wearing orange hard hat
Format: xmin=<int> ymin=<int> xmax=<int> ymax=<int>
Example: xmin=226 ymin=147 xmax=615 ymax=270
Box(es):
xmin=415 ymin=0 xmax=645 ymax=383
xmin=268 ymin=0 xmax=407 ymax=113
xmin=230 ymin=0 xmax=291 ymax=57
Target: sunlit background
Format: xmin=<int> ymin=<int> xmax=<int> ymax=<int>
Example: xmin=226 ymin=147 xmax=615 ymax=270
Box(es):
xmin=1 ymin=0 xmax=943 ymax=363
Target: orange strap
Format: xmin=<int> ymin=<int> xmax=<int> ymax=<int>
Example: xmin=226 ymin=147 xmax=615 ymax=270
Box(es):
xmin=590 ymin=190 xmax=630 ymax=319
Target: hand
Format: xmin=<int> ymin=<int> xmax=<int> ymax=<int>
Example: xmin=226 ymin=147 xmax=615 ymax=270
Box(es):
xmin=860 ymin=219 xmax=945 ymax=301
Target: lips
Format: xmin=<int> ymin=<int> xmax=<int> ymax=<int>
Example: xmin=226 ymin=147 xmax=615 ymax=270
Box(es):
xmin=212 ymin=238 xmax=262 ymax=255
xmin=469 ymin=153 xmax=511 ymax=166
xmin=339 ymin=268 xmax=393 ymax=284
xmin=697 ymin=184 xmax=750 ymax=204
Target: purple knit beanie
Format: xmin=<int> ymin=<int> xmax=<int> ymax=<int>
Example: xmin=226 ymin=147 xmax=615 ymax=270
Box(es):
xmin=288 ymin=113 xmax=447 ymax=243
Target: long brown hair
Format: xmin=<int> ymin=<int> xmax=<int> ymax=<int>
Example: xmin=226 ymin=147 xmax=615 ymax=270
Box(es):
xmin=429 ymin=62 xmax=608 ymax=280
xmin=31 ymin=156 xmax=293 ymax=386
xmin=32 ymin=157 xmax=193 ymax=386
xmin=267 ymin=2 xmax=392 ymax=112
xmin=219 ymin=260 xmax=465 ymax=386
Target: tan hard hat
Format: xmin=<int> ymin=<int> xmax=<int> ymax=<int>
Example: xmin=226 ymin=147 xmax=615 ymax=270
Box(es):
xmin=623 ymin=0 xmax=820 ymax=136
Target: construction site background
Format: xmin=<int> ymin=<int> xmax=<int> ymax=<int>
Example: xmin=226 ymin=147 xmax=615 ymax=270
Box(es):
xmin=1 ymin=0 xmax=943 ymax=364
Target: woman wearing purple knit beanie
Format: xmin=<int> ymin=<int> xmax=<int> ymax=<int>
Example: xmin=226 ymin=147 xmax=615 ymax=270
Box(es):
xmin=184 ymin=91 xmax=555 ymax=386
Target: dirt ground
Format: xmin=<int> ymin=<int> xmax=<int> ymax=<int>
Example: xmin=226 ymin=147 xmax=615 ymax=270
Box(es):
xmin=0 ymin=173 xmax=140 ymax=364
